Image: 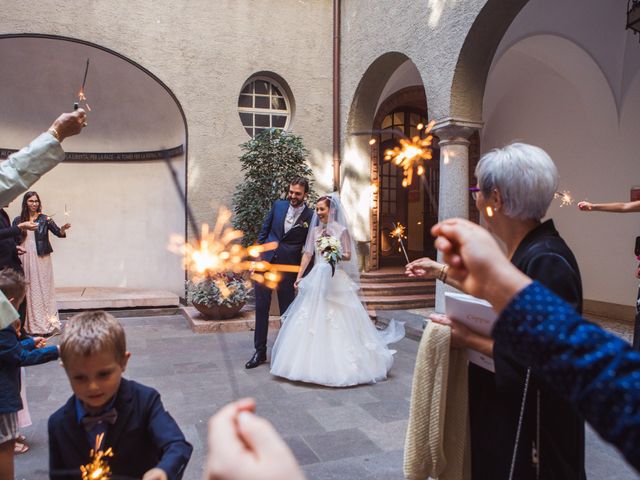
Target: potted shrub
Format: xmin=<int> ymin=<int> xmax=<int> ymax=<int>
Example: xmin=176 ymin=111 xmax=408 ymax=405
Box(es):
xmin=187 ymin=273 xmax=250 ymax=320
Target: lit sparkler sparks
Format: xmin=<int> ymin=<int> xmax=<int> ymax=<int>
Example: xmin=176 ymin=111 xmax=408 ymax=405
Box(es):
xmin=74 ymin=58 xmax=92 ymax=111
xmin=168 ymin=207 xmax=299 ymax=290
xmin=554 ymin=190 xmax=574 ymax=207
xmin=390 ymin=222 xmax=410 ymax=264
xmin=383 ymin=120 xmax=435 ymax=187
xmin=80 ymin=433 xmax=113 ymax=480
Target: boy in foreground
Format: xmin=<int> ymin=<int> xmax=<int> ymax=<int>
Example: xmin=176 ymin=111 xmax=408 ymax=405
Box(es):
xmin=49 ymin=311 xmax=192 ymax=480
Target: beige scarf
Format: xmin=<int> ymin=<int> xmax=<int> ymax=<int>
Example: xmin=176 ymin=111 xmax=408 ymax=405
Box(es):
xmin=403 ymin=321 xmax=471 ymax=480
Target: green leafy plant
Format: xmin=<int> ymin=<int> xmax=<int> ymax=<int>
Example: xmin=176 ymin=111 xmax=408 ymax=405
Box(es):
xmin=187 ymin=273 xmax=250 ymax=307
xmin=232 ymin=128 xmax=316 ymax=246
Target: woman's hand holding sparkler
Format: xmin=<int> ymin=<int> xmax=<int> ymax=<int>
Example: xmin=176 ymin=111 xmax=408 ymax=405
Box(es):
xmin=48 ymin=108 xmax=88 ymax=142
xmin=405 ymin=256 xmax=442 ymax=279
xmin=207 ymin=398 xmax=305 ymax=480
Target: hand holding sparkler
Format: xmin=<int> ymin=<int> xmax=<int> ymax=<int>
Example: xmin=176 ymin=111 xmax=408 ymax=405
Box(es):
xmin=405 ymin=256 xmax=442 ymax=279
xmin=48 ymin=109 xmax=88 ymax=142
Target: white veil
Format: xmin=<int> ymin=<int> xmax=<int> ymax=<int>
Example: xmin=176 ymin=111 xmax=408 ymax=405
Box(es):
xmin=303 ymin=192 xmax=361 ymax=285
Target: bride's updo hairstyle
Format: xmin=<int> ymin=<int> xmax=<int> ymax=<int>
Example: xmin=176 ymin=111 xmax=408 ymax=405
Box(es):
xmin=316 ymin=196 xmax=331 ymax=208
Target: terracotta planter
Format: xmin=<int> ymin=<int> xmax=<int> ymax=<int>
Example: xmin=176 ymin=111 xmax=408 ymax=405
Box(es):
xmin=192 ymin=301 xmax=245 ymax=320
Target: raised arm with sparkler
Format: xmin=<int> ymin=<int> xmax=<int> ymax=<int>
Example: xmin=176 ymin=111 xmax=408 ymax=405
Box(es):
xmin=0 ymin=109 xmax=87 ymax=208
xmin=578 ymin=199 xmax=640 ymax=213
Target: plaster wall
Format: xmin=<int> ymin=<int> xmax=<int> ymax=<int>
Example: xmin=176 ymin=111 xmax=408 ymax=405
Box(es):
xmin=5 ymin=159 xmax=186 ymax=294
xmin=483 ymin=0 xmax=640 ymax=307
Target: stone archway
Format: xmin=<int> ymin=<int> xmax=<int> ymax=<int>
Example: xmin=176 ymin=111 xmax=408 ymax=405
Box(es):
xmin=449 ymin=0 xmax=530 ymax=122
xmin=343 ymin=52 xmax=425 ymax=271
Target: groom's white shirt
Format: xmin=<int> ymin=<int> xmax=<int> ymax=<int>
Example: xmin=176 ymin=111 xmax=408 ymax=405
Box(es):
xmin=284 ymin=203 xmax=304 ymax=233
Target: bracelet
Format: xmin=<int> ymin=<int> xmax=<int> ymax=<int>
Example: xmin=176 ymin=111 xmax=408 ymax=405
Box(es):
xmin=437 ymin=264 xmax=449 ymax=283
xmin=47 ymin=127 xmax=61 ymax=142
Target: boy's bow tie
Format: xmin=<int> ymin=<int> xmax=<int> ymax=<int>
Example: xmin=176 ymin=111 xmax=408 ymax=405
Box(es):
xmin=81 ymin=408 xmax=118 ymax=431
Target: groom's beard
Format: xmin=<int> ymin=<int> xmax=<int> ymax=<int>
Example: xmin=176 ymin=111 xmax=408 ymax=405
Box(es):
xmin=289 ymin=198 xmax=304 ymax=208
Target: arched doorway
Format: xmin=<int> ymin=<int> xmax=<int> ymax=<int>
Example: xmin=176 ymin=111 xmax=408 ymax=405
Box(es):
xmin=370 ymin=87 xmax=440 ymax=268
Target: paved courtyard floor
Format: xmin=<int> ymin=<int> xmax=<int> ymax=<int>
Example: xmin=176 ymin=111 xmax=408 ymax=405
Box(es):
xmin=14 ymin=314 xmax=638 ymax=479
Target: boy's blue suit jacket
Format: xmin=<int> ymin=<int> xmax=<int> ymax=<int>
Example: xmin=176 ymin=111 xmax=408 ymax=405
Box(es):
xmin=48 ymin=378 xmax=192 ymax=480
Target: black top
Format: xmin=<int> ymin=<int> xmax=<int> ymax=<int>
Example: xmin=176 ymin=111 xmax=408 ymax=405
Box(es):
xmin=469 ymin=220 xmax=586 ymax=480
xmin=0 ymin=209 xmax=23 ymax=272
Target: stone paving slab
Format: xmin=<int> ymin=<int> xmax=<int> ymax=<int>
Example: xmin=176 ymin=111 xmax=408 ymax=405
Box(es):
xmin=182 ymin=306 xmax=281 ymax=334
xmin=13 ymin=314 xmax=637 ymax=480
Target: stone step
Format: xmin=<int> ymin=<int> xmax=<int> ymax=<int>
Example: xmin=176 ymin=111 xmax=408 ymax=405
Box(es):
xmin=361 ymin=293 xmax=435 ymax=310
xmin=361 ymin=274 xmax=435 ymax=285
xmin=360 ymin=281 xmax=435 ymax=296
xmin=360 ymin=271 xmax=413 ymax=282
xmin=56 ymin=287 xmax=180 ymax=311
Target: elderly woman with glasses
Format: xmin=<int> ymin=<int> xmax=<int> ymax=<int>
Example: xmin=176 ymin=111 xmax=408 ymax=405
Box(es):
xmin=406 ymin=143 xmax=585 ymax=480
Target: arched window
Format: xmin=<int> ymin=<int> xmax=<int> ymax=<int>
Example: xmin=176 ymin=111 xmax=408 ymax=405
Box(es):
xmin=238 ymin=76 xmax=291 ymax=137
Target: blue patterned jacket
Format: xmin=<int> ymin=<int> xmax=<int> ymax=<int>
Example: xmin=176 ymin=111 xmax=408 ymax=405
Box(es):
xmin=493 ymin=282 xmax=640 ymax=472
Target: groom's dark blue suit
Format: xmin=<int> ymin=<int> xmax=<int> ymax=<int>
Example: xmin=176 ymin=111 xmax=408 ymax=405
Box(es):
xmin=254 ymin=199 xmax=313 ymax=353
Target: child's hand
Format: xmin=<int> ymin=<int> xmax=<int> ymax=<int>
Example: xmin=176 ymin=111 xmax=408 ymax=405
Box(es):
xmin=33 ymin=337 xmax=47 ymax=348
xmin=142 ymin=468 xmax=167 ymax=480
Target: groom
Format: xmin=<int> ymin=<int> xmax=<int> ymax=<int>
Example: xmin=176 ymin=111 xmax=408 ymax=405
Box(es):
xmin=246 ymin=177 xmax=314 ymax=369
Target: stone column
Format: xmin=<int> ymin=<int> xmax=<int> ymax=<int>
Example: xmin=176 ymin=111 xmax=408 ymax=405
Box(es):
xmin=432 ymin=118 xmax=482 ymax=312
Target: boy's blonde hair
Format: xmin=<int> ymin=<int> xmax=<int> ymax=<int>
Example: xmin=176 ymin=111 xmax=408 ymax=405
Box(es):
xmin=60 ymin=311 xmax=127 ymax=366
xmin=0 ymin=268 xmax=27 ymax=302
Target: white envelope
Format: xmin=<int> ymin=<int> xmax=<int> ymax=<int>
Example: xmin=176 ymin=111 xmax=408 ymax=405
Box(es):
xmin=444 ymin=291 xmax=497 ymax=372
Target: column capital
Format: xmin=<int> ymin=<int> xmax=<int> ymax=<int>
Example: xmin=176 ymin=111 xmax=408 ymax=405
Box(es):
xmin=432 ymin=117 xmax=483 ymax=144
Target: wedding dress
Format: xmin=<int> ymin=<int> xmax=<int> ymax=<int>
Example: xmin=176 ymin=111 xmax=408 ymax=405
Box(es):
xmin=270 ymin=194 xmax=404 ymax=387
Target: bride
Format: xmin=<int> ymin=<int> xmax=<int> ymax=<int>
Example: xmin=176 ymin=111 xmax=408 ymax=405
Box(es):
xmin=270 ymin=193 xmax=404 ymax=387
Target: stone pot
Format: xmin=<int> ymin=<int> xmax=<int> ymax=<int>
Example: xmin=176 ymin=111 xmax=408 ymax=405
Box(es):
xmin=192 ymin=301 xmax=245 ymax=320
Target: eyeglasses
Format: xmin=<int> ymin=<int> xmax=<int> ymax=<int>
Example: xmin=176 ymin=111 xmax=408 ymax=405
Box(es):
xmin=469 ymin=187 xmax=480 ymax=201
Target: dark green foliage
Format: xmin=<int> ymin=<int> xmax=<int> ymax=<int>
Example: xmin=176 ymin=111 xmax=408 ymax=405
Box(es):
xmin=232 ymin=129 xmax=316 ymax=246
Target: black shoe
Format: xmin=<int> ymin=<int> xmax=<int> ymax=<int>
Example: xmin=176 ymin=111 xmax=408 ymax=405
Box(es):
xmin=245 ymin=350 xmax=267 ymax=369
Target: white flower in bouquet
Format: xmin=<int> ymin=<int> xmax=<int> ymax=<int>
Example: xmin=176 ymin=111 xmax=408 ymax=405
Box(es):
xmin=316 ymin=233 xmax=342 ymax=276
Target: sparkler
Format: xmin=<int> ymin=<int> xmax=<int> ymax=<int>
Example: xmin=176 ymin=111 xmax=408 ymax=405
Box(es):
xmin=382 ymin=120 xmax=436 ymax=187
xmin=390 ymin=222 xmax=410 ymax=264
xmin=168 ymin=207 xmax=299 ymax=291
xmin=80 ymin=433 xmax=113 ymax=480
xmin=354 ymin=121 xmax=436 ymax=188
xmin=554 ymin=190 xmax=574 ymax=207
xmin=74 ymin=58 xmax=91 ymax=111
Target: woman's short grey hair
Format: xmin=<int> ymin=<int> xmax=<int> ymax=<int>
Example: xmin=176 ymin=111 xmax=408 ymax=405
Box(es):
xmin=475 ymin=143 xmax=558 ymax=221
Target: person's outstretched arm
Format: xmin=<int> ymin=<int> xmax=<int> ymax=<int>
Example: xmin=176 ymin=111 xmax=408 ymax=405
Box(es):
xmin=0 ymin=110 xmax=87 ymax=206
xmin=578 ymin=200 xmax=640 ymax=213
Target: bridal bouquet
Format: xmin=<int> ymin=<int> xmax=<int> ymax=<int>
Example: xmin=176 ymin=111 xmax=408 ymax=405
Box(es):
xmin=316 ymin=233 xmax=342 ymax=276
